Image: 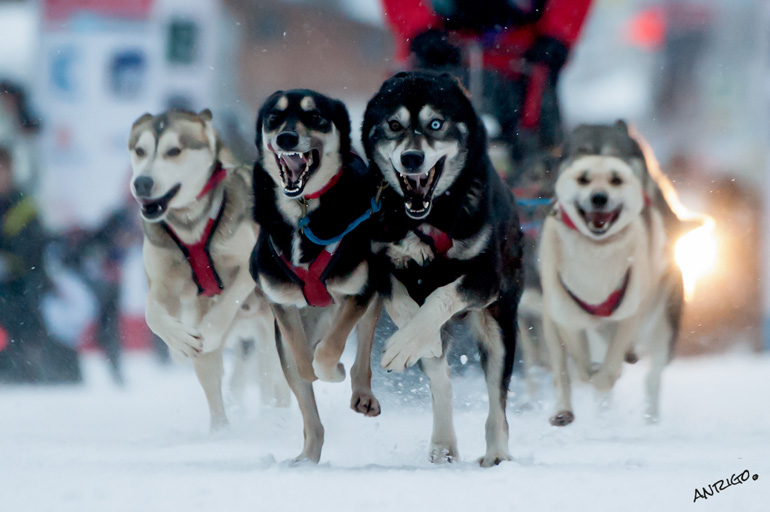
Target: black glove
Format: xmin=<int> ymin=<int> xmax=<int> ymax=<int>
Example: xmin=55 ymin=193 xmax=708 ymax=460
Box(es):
xmin=524 ymin=36 xmax=569 ymax=72
xmin=410 ymin=29 xmax=462 ymax=70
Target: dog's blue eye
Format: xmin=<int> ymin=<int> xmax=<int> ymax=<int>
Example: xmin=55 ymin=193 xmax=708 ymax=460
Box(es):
xmin=429 ymin=119 xmax=443 ymax=130
xmin=388 ymin=120 xmax=403 ymax=132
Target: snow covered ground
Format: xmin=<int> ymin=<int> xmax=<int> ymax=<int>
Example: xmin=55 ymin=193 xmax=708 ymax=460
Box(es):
xmin=2 ymin=350 xmax=768 ymax=512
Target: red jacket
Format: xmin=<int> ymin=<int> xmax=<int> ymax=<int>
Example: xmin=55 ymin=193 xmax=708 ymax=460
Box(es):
xmin=381 ymin=0 xmax=592 ymax=75
xmin=380 ymin=0 xmax=592 ymax=129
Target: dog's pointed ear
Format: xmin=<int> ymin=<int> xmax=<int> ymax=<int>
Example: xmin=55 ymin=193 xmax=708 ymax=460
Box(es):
xmin=332 ymin=99 xmax=351 ymax=157
xmin=198 ymin=109 xmax=217 ymax=153
xmin=132 ymin=112 xmax=153 ymax=128
xmin=614 ymin=119 xmax=629 ymax=133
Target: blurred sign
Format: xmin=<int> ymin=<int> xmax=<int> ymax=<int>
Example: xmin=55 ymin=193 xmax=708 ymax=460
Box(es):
xmin=43 ymin=0 xmax=153 ymax=22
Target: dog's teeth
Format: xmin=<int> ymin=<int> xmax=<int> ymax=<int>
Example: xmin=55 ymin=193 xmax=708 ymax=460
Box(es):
xmin=423 ymin=201 xmax=429 ymax=209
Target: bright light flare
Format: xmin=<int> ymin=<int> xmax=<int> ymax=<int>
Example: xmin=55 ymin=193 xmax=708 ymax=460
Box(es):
xmin=675 ymin=219 xmax=717 ymax=302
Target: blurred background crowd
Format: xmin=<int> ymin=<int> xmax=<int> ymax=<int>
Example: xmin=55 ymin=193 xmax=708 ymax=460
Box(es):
xmin=0 ymin=0 xmax=766 ymax=385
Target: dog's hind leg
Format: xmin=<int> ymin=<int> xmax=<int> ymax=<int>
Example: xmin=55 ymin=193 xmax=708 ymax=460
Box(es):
xmin=350 ymin=296 xmax=382 ymax=417
xmin=543 ymin=313 xmax=574 ymax=426
xmin=313 ymin=295 xmax=369 ymax=383
xmin=644 ymin=301 xmax=673 ymax=423
xmin=419 ymin=354 xmax=458 ymax=464
xmin=473 ymin=309 xmax=514 ymax=467
xmin=274 ymin=323 xmax=324 ymax=463
xmin=193 ymin=344 xmax=229 ymax=431
xmin=254 ymin=302 xmax=291 ymax=408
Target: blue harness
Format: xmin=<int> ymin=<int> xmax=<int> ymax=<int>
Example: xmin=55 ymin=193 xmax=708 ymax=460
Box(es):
xmin=298 ymin=196 xmax=382 ymax=246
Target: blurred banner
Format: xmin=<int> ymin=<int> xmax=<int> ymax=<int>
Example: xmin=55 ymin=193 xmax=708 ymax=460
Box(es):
xmin=34 ymin=0 xmax=222 ymax=232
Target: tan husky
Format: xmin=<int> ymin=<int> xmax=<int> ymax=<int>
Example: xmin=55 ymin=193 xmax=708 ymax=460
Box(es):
xmin=129 ymin=109 xmax=287 ymax=429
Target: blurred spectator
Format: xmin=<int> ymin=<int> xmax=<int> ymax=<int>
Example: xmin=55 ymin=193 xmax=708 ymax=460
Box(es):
xmin=380 ymin=0 xmax=592 ymax=179
xmin=0 ymin=146 xmax=81 ymax=384
xmin=60 ymin=200 xmax=141 ymax=386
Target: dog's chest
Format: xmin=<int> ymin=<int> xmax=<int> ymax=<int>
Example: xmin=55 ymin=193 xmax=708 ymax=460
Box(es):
xmin=557 ymin=225 xmax=642 ymax=305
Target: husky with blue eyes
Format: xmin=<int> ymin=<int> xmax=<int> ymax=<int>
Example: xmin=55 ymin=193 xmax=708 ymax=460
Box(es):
xmin=363 ymin=72 xmax=524 ymax=467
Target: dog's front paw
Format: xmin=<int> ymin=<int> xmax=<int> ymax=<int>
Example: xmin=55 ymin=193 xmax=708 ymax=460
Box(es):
xmin=381 ymin=328 xmax=442 ymax=372
xmin=350 ymin=389 xmax=381 ymax=417
xmin=312 ymin=341 xmax=346 ymax=383
xmin=549 ymin=410 xmax=575 ymax=426
xmin=312 ymin=359 xmax=346 ymax=383
xmin=160 ymin=322 xmax=202 ymax=357
xmin=429 ymin=443 xmax=458 ymax=464
xmin=477 ymin=449 xmax=511 ymax=468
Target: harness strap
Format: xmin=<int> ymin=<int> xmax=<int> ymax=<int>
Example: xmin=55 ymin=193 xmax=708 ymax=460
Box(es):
xmin=272 ymin=240 xmax=337 ymax=307
xmin=299 ymin=197 xmax=382 ymax=246
xmin=414 ymin=226 xmax=453 ymax=256
xmin=197 ymin=162 xmax=227 ymax=200
xmin=163 ymin=193 xmax=226 ymax=297
xmin=560 ymin=270 xmax=631 ymax=317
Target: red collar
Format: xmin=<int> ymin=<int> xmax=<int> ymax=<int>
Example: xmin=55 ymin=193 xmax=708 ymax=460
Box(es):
xmin=561 ymin=270 xmax=631 ymax=317
xmin=304 ymin=169 xmax=342 ymax=200
xmin=196 ymin=162 xmax=227 ymax=200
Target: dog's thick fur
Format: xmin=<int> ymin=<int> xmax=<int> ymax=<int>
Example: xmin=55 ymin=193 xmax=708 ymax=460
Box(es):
xmin=251 ymin=90 xmax=382 ymax=463
xmin=363 ymin=72 xmax=524 ymax=466
xmin=539 ymin=121 xmax=685 ymax=426
xmin=129 ymin=109 xmax=281 ymax=429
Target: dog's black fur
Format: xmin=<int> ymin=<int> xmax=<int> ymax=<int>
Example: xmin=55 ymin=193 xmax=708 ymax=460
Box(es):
xmin=250 ymin=90 xmax=378 ymax=307
xmin=363 ymin=72 xmax=524 ymax=464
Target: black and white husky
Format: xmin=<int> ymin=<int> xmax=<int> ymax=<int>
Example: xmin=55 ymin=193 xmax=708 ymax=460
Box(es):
xmin=539 ymin=121 xmax=685 ymax=426
xmin=363 ymin=72 xmax=524 ymax=466
xmin=250 ymin=90 xmax=381 ymax=462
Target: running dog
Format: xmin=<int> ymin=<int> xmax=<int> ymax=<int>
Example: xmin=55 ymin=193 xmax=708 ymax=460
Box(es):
xmin=363 ymin=72 xmax=524 ymax=466
xmin=539 ymin=121 xmax=685 ymax=426
xmin=251 ymin=90 xmax=382 ymax=463
xmin=129 ymin=109 xmax=280 ymax=429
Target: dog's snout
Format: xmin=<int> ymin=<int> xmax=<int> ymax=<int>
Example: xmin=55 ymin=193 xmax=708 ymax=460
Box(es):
xmin=276 ymin=131 xmax=299 ymax=150
xmin=134 ymin=176 xmax=154 ymax=198
xmin=591 ymin=192 xmax=609 ymax=208
xmin=400 ymin=150 xmax=425 ymax=172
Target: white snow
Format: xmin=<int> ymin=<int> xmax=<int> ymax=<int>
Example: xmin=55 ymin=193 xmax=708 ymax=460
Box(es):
xmin=2 ymin=351 xmax=768 ymax=512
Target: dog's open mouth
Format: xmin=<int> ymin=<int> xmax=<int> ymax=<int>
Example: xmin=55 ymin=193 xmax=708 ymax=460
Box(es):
xmin=397 ymin=156 xmax=445 ymax=219
xmin=578 ymin=204 xmax=622 ymax=235
xmin=137 ymin=184 xmax=180 ymax=221
xmin=274 ymin=149 xmax=320 ymax=197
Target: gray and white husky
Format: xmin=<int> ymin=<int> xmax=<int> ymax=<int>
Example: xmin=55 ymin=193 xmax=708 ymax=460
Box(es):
xmin=129 ymin=109 xmax=287 ymax=429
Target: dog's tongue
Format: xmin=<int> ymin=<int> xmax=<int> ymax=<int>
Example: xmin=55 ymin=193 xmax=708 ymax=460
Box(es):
xmin=586 ymin=211 xmax=614 ymax=228
xmin=281 ymin=154 xmax=306 ymax=182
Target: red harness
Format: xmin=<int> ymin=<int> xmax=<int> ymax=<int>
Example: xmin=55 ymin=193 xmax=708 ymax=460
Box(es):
xmin=279 ymin=248 xmax=336 ymax=307
xmin=272 ymin=169 xmax=345 ymax=307
xmin=560 ymin=271 xmax=631 ymax=317
xmin=163 ymin=163 xmax=227 ymax=297
xmin=415 ymin=226 xmax=454 ymax=256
